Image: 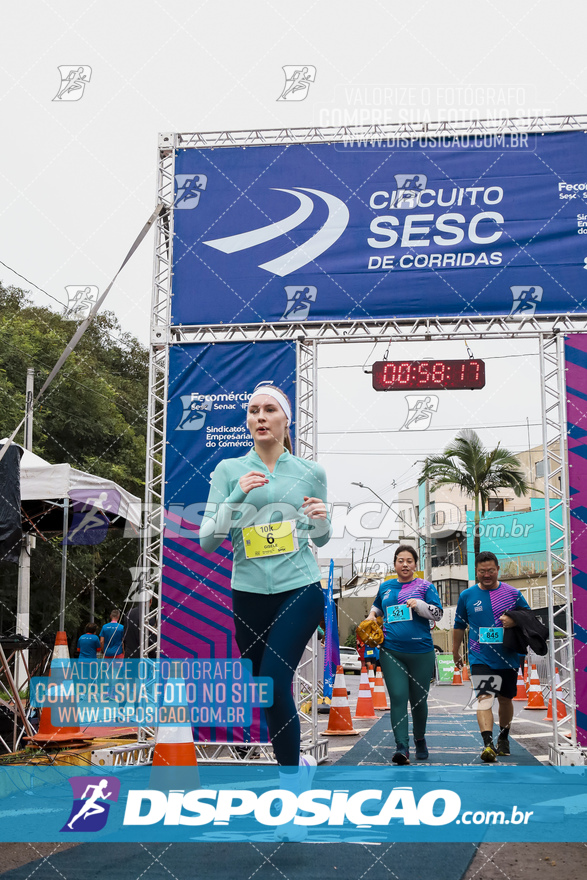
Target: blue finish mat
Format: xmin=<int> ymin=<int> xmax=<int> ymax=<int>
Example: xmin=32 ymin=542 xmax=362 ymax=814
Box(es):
xmin=335 ymin=715 xmax=541 ymax=766
xmin=1 ymin=715 xmax=543 ymax=879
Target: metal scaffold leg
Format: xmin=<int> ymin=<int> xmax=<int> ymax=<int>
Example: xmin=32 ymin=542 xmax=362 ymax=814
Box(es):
xmin=295 ymin=338 xmax=324 ymax=761
xmin=540 ymin=333 xmax=584 ymax=765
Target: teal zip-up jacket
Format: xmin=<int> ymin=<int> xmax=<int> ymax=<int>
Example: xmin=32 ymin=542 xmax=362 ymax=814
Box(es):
xmin=199 ymin=449 xmax=331 ymax=594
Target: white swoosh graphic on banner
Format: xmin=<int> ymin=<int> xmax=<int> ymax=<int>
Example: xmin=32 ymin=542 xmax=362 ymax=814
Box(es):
xmin=259 ymin=188 xmax=350 ymax=277
xmin=203 ymin=189 xmax=314 ymax=253
xmin=202 ymin=187 xmax=349 ymax=276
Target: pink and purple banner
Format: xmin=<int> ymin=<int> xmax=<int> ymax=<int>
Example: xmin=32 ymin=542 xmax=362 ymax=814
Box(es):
xmin=162 ymin=341 xmax=296 ymax=743
xmin=565 ymin=334 xmax=587 ymax=746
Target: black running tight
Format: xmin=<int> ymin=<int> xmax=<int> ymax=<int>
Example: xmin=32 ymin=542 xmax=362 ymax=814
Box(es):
xmin=232 ymin=582 xmax=324 ymax=766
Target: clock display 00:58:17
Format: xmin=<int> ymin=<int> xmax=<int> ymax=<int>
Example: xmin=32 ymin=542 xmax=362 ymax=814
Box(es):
xmin=371 ymin=359 xmax=486 ymax=390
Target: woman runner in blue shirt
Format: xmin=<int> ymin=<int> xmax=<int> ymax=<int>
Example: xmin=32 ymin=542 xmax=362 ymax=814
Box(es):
xmin=200 ymin=383 xmax=331 ymax=787
xmin=76 ymin=622 xmax=101 ymax=661
xmin=365 ymin=545 xmax=442 ymax=764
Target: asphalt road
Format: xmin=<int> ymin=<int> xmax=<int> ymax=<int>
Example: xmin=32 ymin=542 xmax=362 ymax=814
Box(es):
xmin=0 ymin=673 xmax=580 ymax=878
xmin=321 ymin=673 xmax=560 ymax=764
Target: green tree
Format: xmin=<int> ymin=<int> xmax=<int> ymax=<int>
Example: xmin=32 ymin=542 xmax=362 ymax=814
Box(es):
xmin=0 ymin=283 xmax=148 ymax=654
xmin=345 ymin=625 xmax=357 ymax=648
xmin=420 ymin=429 xmax=529 ymax=560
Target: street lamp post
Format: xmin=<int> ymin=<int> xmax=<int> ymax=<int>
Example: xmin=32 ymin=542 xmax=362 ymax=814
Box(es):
xmin=351 ymin=481 xmax=432 ymax=581
xmin=424 ymin=470 xmax=432 ymax=583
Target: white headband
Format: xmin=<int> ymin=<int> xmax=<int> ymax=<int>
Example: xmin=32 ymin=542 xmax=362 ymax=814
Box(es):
xmin=249 ymin=384 xmax=292 ymax=424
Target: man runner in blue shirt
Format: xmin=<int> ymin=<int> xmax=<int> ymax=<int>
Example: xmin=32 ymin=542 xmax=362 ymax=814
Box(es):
xmin=453 ymin=551 xmax=530 ymax=763
xmin=100 ymin=609 xmax=124 ymax=659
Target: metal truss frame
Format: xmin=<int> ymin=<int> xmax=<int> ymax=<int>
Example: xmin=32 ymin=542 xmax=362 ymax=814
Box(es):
xmin=138 ymin=138 xmax=175 ymax=744
xmin=540 ymin=334 xmax=579 ymax=763
xmin=91 ymin=739 xmax=328 ymax=768
xmin=169 ymin=314 xmax=587 ymax=345
xmin=145 ymin=118 xmax=587 ymax=764
xmin=294 ymin=339 xmax=324 ymax=759
xmin=171 ymin=114 xmax=587 ymax=150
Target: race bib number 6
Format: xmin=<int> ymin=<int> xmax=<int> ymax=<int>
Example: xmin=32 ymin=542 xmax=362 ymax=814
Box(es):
xmin=242 ymin=520 xmax=298 ymax=559
xmin=386 ymin=604 xmax=412 ymax=624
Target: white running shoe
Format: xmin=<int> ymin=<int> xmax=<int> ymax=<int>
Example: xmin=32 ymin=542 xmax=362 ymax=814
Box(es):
xmin=274 ymin=821 xmax=308 ymax=842
xmin=273 ymin=755 xmax=317 ymax=841
xmin=299 ymin=753 xmax=317 ymax=788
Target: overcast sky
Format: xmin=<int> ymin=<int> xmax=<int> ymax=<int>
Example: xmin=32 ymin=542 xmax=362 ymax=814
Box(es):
xmin=2 ymin=1 xmax=584 ymax=570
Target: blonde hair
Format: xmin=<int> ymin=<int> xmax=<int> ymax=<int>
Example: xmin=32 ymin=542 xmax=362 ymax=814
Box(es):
xmin=249 ymin=384 xmax=293 ymax=453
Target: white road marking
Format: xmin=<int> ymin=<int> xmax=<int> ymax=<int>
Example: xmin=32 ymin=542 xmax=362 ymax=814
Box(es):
xmin=514 ymin=733 xmax=556 ymax=739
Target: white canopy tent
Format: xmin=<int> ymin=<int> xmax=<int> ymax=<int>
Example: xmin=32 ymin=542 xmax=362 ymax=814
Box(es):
xmin=18 ymin=446 xmax=141 ymax=529
xmin=1 ymin=441 xmax=142 ymax=686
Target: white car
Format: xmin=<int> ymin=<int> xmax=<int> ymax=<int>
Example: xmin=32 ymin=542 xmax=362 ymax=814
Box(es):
xmin=339 ymin=646 xmax=362 ymax=675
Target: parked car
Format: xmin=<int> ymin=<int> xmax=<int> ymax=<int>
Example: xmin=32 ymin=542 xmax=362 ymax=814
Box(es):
xmin=339 ymin=646 xmax=361 ymax=675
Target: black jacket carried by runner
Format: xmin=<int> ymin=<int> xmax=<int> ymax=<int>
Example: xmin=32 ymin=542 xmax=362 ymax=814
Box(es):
xmin=502 ymin=607 xmax=549 ymax=656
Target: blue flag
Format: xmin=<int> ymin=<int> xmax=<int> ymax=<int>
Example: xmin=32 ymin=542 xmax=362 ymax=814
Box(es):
xmin=322 ymin=560 xmax=341 ymax=700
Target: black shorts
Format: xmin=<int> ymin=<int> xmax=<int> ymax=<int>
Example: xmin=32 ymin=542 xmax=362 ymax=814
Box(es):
xmin=470 ymin=664 xmax=518 ymax=700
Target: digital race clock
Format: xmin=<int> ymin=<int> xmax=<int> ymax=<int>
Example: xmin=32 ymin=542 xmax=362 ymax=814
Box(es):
xmin=372 ymin=359 xmax=486 ymax=391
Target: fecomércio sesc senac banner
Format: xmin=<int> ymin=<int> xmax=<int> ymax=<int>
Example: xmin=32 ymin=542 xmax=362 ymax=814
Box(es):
xmin=171 ymin=131 xmax=587 ymax=324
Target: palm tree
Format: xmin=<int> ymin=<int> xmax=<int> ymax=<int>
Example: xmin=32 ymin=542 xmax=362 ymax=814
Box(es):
xmin=420 ymin=430 xmax=529 ymax=560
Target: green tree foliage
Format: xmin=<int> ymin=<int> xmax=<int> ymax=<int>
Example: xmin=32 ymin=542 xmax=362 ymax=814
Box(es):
xmin=420 ymin=429 xmax=529 ymax=560
xmin=344 ymin=625 xmax=357 ymax=648
xmin=0 ymin=284 xmax=148 ymax=653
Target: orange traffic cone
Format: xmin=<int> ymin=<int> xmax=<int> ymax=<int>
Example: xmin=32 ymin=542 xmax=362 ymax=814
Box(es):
xmin=52 ymin=631 xmax=70 ymax=661
xmin=323 ymin=666 xmax=360 ymax=736
xmin=26 ymin=632 xmax=80 ymax=744
xmin=524 ymin=657 xmax=530 ymax=694
xmin=462 ymin=664 xmax=470 ymax=682
xmin=513 ymin=667 xmax=527 ymax=701
xmin=372 ymin=668 xmax=390 ymax=711
xmin=29 ymin=685 xmax=81 ymax=743
xmin=546 ymin=668 xmax=566 ymax=721
xmin=524 ymin=664 xmax=546 ymax=710
xmin=452 ymin=665 xmax=463 ymax=686
xmin=354 ymin=666 xmax=376 ymax=718
xmin=367 ymin=664 xmax=376 ymax=697
xmin=150 ymin=678 xmax=199 ymax=790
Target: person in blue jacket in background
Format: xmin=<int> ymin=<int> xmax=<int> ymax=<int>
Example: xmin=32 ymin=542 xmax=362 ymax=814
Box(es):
xmin=363 ymin=642 xmax=380 ymax=671
xmin=200 ymin=381 xmax=331 ymax=821
xmin=365 ymin=544 xmax=443 ymax=765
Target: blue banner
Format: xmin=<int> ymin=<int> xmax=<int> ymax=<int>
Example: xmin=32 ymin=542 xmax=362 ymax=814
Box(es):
xmin=323 ymin=559 xmax=340 ymax=699
xmin=171 ymin=132 xmax=587 ymax=324
xmin=165 ymin=342 xmax=296 ymax=514
xmin=162 ymin=341 xmax=296 ymax=745
xmin=2 ymin=766 xmax=587 ymax=842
